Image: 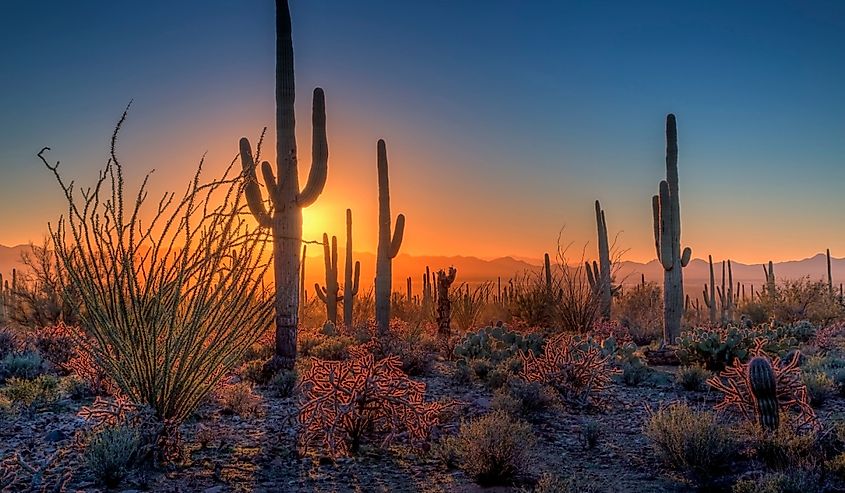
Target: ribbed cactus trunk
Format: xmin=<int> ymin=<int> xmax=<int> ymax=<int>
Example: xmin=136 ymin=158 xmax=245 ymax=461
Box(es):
xmin=652 ymin=114 xmax=691 ymax=344
xmin=749 ymin=356 xmax=779 ymax=431
xmin=436 ymin=267 xmax=457 ymax=340
xmin=315 ymin=233 xmax=341 ymax=325
xmin=343 ymin=209 xmax=360 ymax=328
xmin=703 ymin=255 xmax=717 ymax=324
xmin=726 ymin=260 xmax=734 ymax=322
xmin=587 ymin=200 xmax=612 ymax=319
xmin=375 ymin=140 xmax=405 ymax=336
xmin=239 ymin=0 xmax=328 ymax=371
xmin=827 ymin=249 xmax=833 ymax=294
xmin=543 ymin=253 xmax=552 ymax=292
xmin=763 ymin=261 xmax=776 ymax=296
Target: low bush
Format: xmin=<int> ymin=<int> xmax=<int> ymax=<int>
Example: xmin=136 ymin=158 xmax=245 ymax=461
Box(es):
xmin=749 ymin=423 xmax=818 ymax=470
xmin=644 ymin=402 xmax=737 ymax=479
xmin=732 ymin=470 xmax=826 ymax=493
xmin=269 ymin=369 xmax=297 ymax=398
xmin=580 ymin=417 xmax=600 ymax=449
xmin=237 ymin=359 xmax=266 ymax=384
xmin=84 ymin=424 xmax=143 ymax=488
xmin=216 ymin=382 xmax=262 ymax=418
xmin=309 ymin=336 xmax=356 ymax=361
xmin=802 ymin=371 xmax=835 ymax=407
xmin=676 ymin=365 xmax=711 ymax=391
xmin=452 ymin=410 xmax=535 ymax=486
xmin=0 ymin=352 xmax=46 ymax=382
xmin=0 ymin=375 xmax=60 ymax=412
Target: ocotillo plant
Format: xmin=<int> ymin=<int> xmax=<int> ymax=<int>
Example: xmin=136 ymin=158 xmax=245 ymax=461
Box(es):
xmin=239 ymin=0 xmax=328 ymax=371
xmin=436 ymin=267 xmax=457 ymax=340
xmin=315 ymin=233 xmax=342 ymax=325
xmin=703 ymin=255 xmax=717 ymax=324
xmin=375 ymin=140 xmax=406 ymax=336
xmin=652 ymin=114 xmax=691 ymax=343
xmin=586 ymin=200 xmax=613 ymax=319
xmin=343 ymin=209 xmax=360 ymax=328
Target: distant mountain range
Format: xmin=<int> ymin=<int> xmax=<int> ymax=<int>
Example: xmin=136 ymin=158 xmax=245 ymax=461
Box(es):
xmin=1 ymin=243 xmax=842 ymax=299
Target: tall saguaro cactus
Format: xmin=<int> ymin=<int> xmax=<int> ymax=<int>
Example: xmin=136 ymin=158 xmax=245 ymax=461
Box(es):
xmin=375 ymin=140 xmax=405 ymax=336
xmin=586 ymin=200 xmax=613 ymax=319
xmin=827 ymin=249 xmax=833 ymax=294
xmin=315 ymin=233 xmax=342 ymax=325
xmin=343 ymin=209 xmax=361 ymax=328
xmin=703 ymin=255 xmax=717 ymax=324
xmin=239 ymin=0 xmax=328 ymax=371
xmin=652 ymin=114 xmax=691 ymax=343
xmin=763 ymin=261 xmax=776 ymax=296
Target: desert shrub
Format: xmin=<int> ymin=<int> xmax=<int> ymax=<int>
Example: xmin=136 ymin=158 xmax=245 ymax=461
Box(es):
xmin=378 ymin=320 xmax=438 ymax=376
xmin=732 ymin=470 xmax=826 ymax=493
xmin=309 ymin=336 xmax=356 ymax=361
xmin=61 ymin=375 xmax=94 ymax=401
xmin=708 ymin=340 xmax=817 ymax=431
xmin=469 ymin=358 xmax=493 ymax=380
xmin=430 ymin=434 xmax=461 ymax=468
xmin=0 ymin=351 xmax=46 ymax=382
xmin=813 ymin=322 xmax=845 ymax=351
xmin=676 ymin=365 xmax=711 ymax=391
xmin=41 ymin=120 xmax=275 ymax=434
xmin=216 ymin=382 xmax=262 ymax=418
xmin=454 ymin=325 xmax=544 ymax=365
xmin=519 ymin=334 xmax=617 ymax=407
xmin=452 ymin=283 xmax=492 ymax=332
xmin=580 ymin=417 xmax=600 ymax=449
xmin=268 ymin=369 xmax=297 ymax=398
xmin=84 ymin=424 xmax=143 ymax=487
xmin=773 ymin=278 xmax=844 ymax=325
xmin=619 ymin=359 xmax=652 ymax=387
xmin=782 ymin=320 xmax=817 ymax=343
xmin=828 ymin=453 xmax=845 ymax=480
xmin=491 ymin=388 xmax=523 ymax=415
xmin=802 ymin=371 xmax=835 ymax=407
xmin=614 ymin=282 xmax=663 ymax=344
xmin=506 ymin=379 xmax=553 ymax=414
xmin=0 ymin=375 xmax=60 ymax=411
xmin=298 ymin=347 xmax=445 ymax=456
xmin=451 ymin=361 xmax=472 ymax=384
xmin=297 ymin=331 xmax=324 ymax=357
xmin=508 ymin=272 xmax=557 ymax=328
xmin=32 ymin=322 xmax=76 ymax=370
xmin=0 ymin=328 xmax=16 ymax=360
xmin=644 ymin=402 xmax=737 ymax=479
xmin=676 ymin=324 xmax=796 ymax=371
xmin=749 ymin=423 xmax=818 ymax=470
xmin=529 ymin=471 xmax=613 ymax=493
xmin=237 ymin=359 xmax=265 ymax=384
xmin=834 ymin=368 xmax=845 ymax=396
xmin=452 ymin=410 xmax=535 ymax=486
xmin=486 ymin=366 xmax=510 ymax=389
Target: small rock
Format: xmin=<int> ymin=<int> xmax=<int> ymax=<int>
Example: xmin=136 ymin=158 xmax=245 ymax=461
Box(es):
xmin=44 ymin=429 xmax=67 ymax=443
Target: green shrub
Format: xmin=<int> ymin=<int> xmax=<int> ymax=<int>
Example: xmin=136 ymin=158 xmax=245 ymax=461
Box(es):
xmin=216 ymin=382 xmax=262 ymax=417
xmin=453 ymin=410 xmax=536 ymax=486
xmin=309 ymin=336 xmax=356 ymax=361
xmin=0 ymin=352 xmax=46 ymax=381
xmin=485 ymin=366 xmax=509 ymax=389
xmin=469 ymin=358 xmax=493 ymax=380
xmin=451 ymin=362 xmax=473 ymax=384
xmin=732 ymin=470 xmax=826 ymax=493
xmin=491 ymin=388 xmax=522 ymax=416
xmin=84 ymin=425 xmax=143 ymax=487
xmin=580 ymin=417 xmax=600 ymax=449
xmin=644 ymin=402 xmax=737 ymax=479
xmin=676 ymin=365 xmax=711 ymax=391
xmin=802 ymin=372 xmax=835 ymax=407
xmin=619 ymin=360 xmax=651 ymax=387
xmin=298 ymin=332 xmax=324 ymax=357
xmin=0 ymin=375 xmax=59 ymax=411
xmin=750 ymin=424 xmax=818 ymax=470
xmin=268 ymin=369 xmax=297 ymax=398
xmin=528 ymin=471 xmax=613 ymax=493
xmin=237 ymin=359 xmax=265 ymax=384
xmin=507 ymin=380 xmax=553 ymax=413
xmin=61 ymin=375 xmax=94 ymax=401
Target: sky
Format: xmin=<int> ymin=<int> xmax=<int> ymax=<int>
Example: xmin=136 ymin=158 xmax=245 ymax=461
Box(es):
xmin=0 ymin=0 xmax=843 ymax=263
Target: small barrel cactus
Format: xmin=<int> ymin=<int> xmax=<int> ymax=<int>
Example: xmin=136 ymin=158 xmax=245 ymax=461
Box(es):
xmin=749 ymin=356 xmax=779 ymax=431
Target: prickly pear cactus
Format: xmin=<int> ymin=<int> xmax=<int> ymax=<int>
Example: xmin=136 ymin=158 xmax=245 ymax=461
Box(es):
xmin=453 ymin=325 xmax=544 ymax=364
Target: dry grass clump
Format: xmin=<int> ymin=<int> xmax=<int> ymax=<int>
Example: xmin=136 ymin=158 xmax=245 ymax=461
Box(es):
xmin=216 ymin=382 xmax=263 ymax=418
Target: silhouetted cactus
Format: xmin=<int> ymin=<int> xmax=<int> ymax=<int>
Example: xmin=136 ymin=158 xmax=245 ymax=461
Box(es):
xmin=315 ymin=234 xmax=342 ymax=325
xmin=543 ymin=253 xmax=552 ymax=292
xmin=239 ymin=0 xmax=328 ymax=371
xmin=586 ymin=200 xmax=612 ymax=319
xmin=827 ymin=249 xmax=833 ymax=294
xmin=749 ymin=356 xmax=779 ymax=431
xmin=762 ymin=261 xmax=776 ymax=296
xmin=436 ymin=267 xmax=457 ymax=340
xmin=375 ymin=140 xmax=405 ymax=336
xmin=652 ymin=114 xmax=691 ymax=343
xmin=343 ymin=209 xmax=361 ymax=328
xmin=703 ymin=255 xmax=717 ymax=324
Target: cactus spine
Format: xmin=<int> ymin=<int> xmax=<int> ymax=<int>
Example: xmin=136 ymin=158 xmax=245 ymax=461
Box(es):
xmin=436 ymin=267 xmax=457 ymax=340
xmin=749 ymin=356 xmax=779 ymax=431
xmin=315 ymin=233 xmax=342 ymax=325
xmin=375 ymin=139 xmax=405 ymax=336
xmin=586 ymin=200 xmax=613 ymax=319
xmin=238 ymin=0 xmax=328 ymax=371
xmin=652 ymin=114 xmax=691 ymax=343
xmin=343 ymin=209 xmax=361 ymax=328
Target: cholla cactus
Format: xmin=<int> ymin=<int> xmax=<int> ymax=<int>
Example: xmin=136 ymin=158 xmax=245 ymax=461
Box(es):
xmin=652 ymin=114 xmax=691 ymax=343
xmin=707 ymin=338 xmax=817 ymax=432
xmin=297 ymin=345 xmax=445 ymax=456
xmin=315 ymin=233 xmax=342 ymax=325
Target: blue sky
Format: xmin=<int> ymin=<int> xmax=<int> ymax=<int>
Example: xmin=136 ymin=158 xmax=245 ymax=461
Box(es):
xmin=0 ymin=0 xmax=843 ymax=262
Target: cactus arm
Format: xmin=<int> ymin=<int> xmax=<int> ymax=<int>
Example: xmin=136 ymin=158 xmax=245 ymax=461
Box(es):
xmin=352 ymin=260 xmax=360 ymax=296
xmin=389 ymin=213 xmax=405 ymax=259
xmin=315 ymin=284 xmax=327 ymax=303
xmin=297 ymin=88 xmax=328 ymax=207
xmin=681 ymin=247 xmax=691 ymax=267
xmin=652 ymin=195 xmax=661 ymax=259
xmin=239 ymin=138 xmax=273 ymax=228
xmin=585 ymin=261 xmax=596 ymax=288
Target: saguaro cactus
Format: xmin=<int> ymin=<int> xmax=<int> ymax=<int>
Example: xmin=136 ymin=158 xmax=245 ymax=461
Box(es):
xmin=762 ymin=261 xmax=776 ymax=296
xmin=315 ymin=234 xmax=342 ymax=325
xmin=652 ymin=114 xmax=691 ymax=343
xmin=238 ymin=0 xmax=328 ymax=371
xmin=749 ymin=356 xmax=779 ymax=431
xmin=703 ymin=255 xmax=717 ymax=324
xmin=543 ymin=253 xmax=552 ymax=292
xmin=343 ymin=209 xmax=360 ymax=328
xmin=299 ymin=244 xmax=307 ymax=307
xmin=436 ymin=267 xmax=457 ymax=340
xmin=586 ymin=200 xmax=613 ymax=319
xmin=827 ymin=249 xmax=833 ymax=294
xmin=375 ymin=140 xmax=405 ymax=336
